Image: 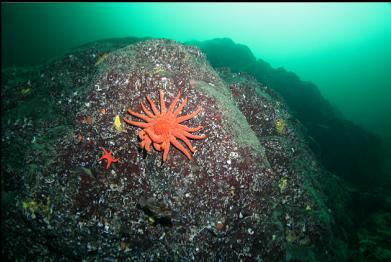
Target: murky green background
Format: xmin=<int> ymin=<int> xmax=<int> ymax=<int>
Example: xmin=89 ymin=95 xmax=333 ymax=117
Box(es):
xmin=2 ymin=3 xmax=391 ymax=165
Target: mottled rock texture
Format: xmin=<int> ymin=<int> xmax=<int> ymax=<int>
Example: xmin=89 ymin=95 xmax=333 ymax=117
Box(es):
xmin=2 ymin=39 xmax=347 ymax=261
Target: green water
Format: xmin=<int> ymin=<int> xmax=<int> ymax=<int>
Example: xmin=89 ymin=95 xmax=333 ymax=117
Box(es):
xmin=2 ymin=3 xmax=391 ymax=260
xmin=2 ymin=3 xmax=391 ymax=150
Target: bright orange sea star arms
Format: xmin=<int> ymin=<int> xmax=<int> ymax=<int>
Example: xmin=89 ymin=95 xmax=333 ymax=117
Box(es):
xmin=98 ymin=147 xmax=119 ymax=169
xmin=124 ymin=89 xmax=207 ymax=161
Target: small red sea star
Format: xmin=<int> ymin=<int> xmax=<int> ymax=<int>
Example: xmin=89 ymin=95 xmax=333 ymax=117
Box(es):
xmin=98 ymin=147 xmax=119 ymax=169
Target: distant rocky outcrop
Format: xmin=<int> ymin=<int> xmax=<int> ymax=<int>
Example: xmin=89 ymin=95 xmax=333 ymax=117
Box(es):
xmin=186 ymin=38 xmax=387 ymax=189
xmin=2 ymin=39 xmax=352 ymax=260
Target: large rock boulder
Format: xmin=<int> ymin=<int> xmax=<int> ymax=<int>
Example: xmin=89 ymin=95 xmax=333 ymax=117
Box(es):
xmin=2 ymin=39 xmax=346 ymax=260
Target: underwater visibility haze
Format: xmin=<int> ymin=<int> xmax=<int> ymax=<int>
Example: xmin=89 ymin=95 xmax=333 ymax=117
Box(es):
xmin=1 ymin=2 xmax=391 ymax=261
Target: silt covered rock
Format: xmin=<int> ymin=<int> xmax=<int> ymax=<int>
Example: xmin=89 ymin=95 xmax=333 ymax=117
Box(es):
xmin=2 ymin=39 xmax=344 ymax=261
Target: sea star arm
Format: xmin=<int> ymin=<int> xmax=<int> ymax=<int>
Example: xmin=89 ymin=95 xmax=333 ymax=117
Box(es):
xmin=139 ymin=130 xmax=147 ymax=140
xmin=140 ymin=135 xmax=150 ymax=148
xmin=141 ymin=102 xmax=156 ymax=118
xmin=140 ymin=139 xmax=146 ymax=149
xmin=160 ymin=90 xmax=167 ymax=114
xmin=181 ymin=130 xmax=207 ymax=140
xmin=140 ymin=136 xmax=152 ymax=152
xmin=123 ymin=118 xmax=152 ymax=128
xmin=145 ymin=138 xmax=152 ymax=152
xmin=128 ymin=109 xmax=153 ymax=122
xmin=175 ymin=106 xmax=202 ymax=123
xmin=100 ymin=147 xmax=108 ymax=154
xmin=98 ymin=147 xmax=108 ymax=160
xmin=153 ymin=143 xmax=162 ymax=151
xmin=170 ymin=136 xmax=192 ymax=160
xmin=174 ymin=123 xmax=203 ymax=132
xmin=172 ymin=97 xmax=188 ymax=117
xmin=146 ymin=95 xmax=161 ymax=116
xmin=106 ymin=157 xmax=118 ymax=169
xmin=172 ymin=130 xmax=195 ymax=152
xmin=162 ymin=141 xmax=171 ymax=161
xmin=153 ymin=143 xmax=163 ymax=151
xmin=168 ymin=91 xmax=182 ymax=114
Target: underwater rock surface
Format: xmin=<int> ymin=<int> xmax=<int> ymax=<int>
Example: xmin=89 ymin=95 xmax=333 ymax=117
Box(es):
xmin=187 ymin=38 xmax=387 ymax=189
xmin=2 ymin=39 xmax=350 ymax=260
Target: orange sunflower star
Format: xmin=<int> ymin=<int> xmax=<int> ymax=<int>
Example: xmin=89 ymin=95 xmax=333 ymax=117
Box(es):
xmin=124 ymin=89 xmax=207 ymax=161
